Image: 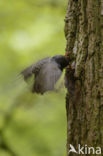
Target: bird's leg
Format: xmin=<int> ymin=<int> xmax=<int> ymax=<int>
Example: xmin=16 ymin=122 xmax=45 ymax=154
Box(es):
xmin=65 ymin=61 xmax=77 ymax=95
xmin=66 ymin=61 xmax=76 ymax=74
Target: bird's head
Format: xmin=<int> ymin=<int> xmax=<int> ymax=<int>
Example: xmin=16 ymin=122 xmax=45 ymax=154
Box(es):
xmin=51 ymin=55 xmax=69 ymax=70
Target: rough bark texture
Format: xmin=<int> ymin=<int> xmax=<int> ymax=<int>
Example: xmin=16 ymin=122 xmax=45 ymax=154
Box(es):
xmin=64 ymin=0 xmax=103 ymax=155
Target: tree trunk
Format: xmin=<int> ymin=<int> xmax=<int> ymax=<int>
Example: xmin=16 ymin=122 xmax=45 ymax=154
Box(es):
xmin=64 ymin=0 xmax=103 ymax=155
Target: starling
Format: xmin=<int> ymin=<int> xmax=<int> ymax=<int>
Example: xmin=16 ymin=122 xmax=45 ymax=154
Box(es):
xmin=21 ymin=55 xmax=69 ymax=94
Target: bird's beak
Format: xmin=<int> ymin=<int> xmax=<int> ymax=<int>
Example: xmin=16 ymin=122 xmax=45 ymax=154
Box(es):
xmin=65 ymin=51 xmax=70 ymax=57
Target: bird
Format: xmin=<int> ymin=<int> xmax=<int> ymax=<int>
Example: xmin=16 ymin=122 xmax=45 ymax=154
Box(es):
xmin=21 ymin=55 xmax=69 ymax=94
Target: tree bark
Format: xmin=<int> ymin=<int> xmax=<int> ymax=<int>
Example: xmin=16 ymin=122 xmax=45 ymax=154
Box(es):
xmin=64 ymin=0 xmax=103 ymax=155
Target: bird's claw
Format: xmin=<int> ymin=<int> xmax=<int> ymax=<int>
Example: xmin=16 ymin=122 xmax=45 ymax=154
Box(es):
xmin=66 ymin=62 xmax=75 ymax=70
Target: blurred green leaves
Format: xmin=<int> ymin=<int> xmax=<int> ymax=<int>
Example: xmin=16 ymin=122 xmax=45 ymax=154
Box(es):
xmin=0 ymin=0 xmax=67 ymax=156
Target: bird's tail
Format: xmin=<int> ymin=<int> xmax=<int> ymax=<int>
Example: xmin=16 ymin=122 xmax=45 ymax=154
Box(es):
xmin=21 ymin=65 xmax=33 ymax=81
xmin=21 ymin=66 xmax=35 ymax=92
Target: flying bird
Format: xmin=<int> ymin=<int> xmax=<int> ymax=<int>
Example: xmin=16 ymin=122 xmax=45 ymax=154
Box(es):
xmin=21 ymin=55 xmax=69 ymax=94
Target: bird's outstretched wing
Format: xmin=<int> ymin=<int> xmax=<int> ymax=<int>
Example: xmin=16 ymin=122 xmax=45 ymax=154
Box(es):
xmin=21 ymin=57 xmax=50 ymax=81
xmin=32 ymin=61 xmax=62 ymax=94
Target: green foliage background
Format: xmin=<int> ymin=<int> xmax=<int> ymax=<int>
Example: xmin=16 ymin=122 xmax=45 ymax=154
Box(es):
xmin=0 ymin=0 xmax=67 ymax=156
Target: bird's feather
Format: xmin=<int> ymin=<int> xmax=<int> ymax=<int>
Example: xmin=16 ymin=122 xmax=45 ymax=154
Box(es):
xmin=21 ymin=57 xmax=50 ymax=81
xmin=32 ymin=61 xmax=62 ymax=94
